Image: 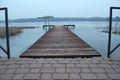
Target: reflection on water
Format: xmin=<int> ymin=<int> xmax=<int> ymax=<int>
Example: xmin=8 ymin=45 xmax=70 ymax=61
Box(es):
xmin=0 ymin=26 xmax=45 ymax=57
xmin=0 ymin=21 xmax=120 ymax=58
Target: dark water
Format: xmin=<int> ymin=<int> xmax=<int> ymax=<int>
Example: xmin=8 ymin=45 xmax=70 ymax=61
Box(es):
xmin=0 ymin=21 xmax=120 ymax=58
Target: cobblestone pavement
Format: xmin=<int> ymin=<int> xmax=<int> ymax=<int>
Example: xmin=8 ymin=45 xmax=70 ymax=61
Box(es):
xmin=0 ymin=58 xmax=120 ymax=80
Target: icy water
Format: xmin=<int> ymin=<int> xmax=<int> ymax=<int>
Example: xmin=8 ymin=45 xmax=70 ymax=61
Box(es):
xmin=0 ymin=21 xmax=120 ymax=58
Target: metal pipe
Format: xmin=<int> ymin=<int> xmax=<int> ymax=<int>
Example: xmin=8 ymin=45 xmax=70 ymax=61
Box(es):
xmin=0 ymin=7 xmax=10 ymax=59
xmin=0 ymin=45 xmax=8 ymax=55
xmin=110 ymin=43 xmax=120 ymax=55
xmin=5 ymin=8 xmax=10 ymax=59
xmin=108 ymin=7 xmax=112 ymax=58
xmin=107 ymin=7 xmax=120 ymax=58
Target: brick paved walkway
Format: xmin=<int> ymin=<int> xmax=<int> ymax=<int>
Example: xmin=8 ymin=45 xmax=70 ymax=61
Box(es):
xmin=0 ymin=58 xmax=120 ymax=80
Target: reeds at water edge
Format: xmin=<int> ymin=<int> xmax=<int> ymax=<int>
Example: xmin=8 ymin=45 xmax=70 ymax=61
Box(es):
xmin=96 ymin=26 xmax=120 ymax=35
xmin=0 ymin=26 xmax=38 ymax=38
xmin=0 ymin=27 xmax=22 ymax=38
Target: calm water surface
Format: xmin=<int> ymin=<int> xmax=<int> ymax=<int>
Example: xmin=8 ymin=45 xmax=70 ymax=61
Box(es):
xmin=0 ymin=21 xmax=120 ymax=58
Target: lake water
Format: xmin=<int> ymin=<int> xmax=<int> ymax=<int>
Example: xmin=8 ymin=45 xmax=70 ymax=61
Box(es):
xmin=0 ymin=21 xmax=120 ymax=58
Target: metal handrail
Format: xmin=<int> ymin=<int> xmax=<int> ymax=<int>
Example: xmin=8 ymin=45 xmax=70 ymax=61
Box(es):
xmin=0 ymin=7 xmax=10 ymax=59
xmin=110 ymin=43 xmax=120 ymax=55
xmin=107 ymin=7 xmax=120 ymax=58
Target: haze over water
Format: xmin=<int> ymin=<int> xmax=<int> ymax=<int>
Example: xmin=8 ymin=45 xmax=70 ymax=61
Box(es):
xmin=0 ymin=0 xmax=120 ymax=19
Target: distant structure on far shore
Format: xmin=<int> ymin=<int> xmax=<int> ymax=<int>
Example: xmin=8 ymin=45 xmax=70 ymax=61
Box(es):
xmin=38 ymin=16 xmax=54 ymax=25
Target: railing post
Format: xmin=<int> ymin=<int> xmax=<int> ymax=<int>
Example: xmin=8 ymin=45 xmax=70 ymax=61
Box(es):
xmin=0 ymin=7 xmax=10 ymax=59
xmin=107 ymin=7 xmax=120 ymax=58
xmin=107 ymin=7 xmax=112 ymax=58
xmin=5 ymin=8 xmax=10 ymax=59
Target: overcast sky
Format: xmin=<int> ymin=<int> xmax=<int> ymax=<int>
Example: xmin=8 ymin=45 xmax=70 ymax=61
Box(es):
xmin=0 ymin=0 xmax=120 ymax=19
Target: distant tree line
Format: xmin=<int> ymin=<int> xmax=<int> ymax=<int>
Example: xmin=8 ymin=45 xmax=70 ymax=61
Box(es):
xmin=0 ymin=16 xmax=120 ymax=23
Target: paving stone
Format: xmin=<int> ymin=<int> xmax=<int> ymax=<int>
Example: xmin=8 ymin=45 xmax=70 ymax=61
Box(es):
xmin=7 ymin=64 xmax=20 ymax=69
xmin=15 ymin=68 xmax=30 ymax=73
xmin=112 ymin=60 xmax=120 ymax=64
xmin=104 ymin=60 xmax=113 ymax=64
xmin=41 ymin=73 xmax=52 ymax=79
xmin=0 ymin=74 xmax=14 ymax=79
xmin=90 ymin=68 xmax=106 ymax=73
xmin=96 ymin=73 xmax=109 ymax=79
xmin=16 ymin=60 xmax=28 ymax=64
xmin=3 ymin=62 xmax=13 ymax=65
xmin=30 ymin=68 xmax=40 ymax=73
xmin=43 ymin=64 xmax=52 ymax=68
xmin=4 ymin=61 xmax=15 ymax=65
xmin=28 ymin=60 xmax=37 ymax=63
xmin=99 ymin=60 xmax=109 ymax=64
xmin=71 ymin=61 xmax=80 ymax=63
xmin=88 ymin=64 xmax=98 ymax=67
xmin=37 ymin=60 xmax=49 ymax=63
xmin=53 ymin=73 xmax=69 ymax=79
xmin=69 ymin=73 xmax=80 ymax=79
xmin=17 ymin=58 xmax=27 ymax=61
xmin=0 ymin=69 xmax=6 ymax=74
xmin=105 ymin=68 xmax=116 ymax=73
xmin=79 ymin=60 xmax=91 ymax=63
xmin=0 ymin=58 xmax=120 ymax=80
xmin=53 ymin=64 xmax=65 ymax=67
xmin=13 ymin=74 xmax=24 ymax=79
xmin=5 ymin=69 xmax=16 ymax=73
xmin=58 ymin=60 xmax=70 ymax=63
xmin=0 ymin=62 xmax=3 ymax=65
xmin=81 ymin=68 xmax=91 ymax=73
xmin=29 ymin=63 xmax=42 ymax=68
xmin=18 ymin=58 xmax=28 ymax=60
xmin=41 ymin=68 xmax=55 ymax=73
xmin=46 ymin=58 xmax=53 ymax=61
xmin=20 ymin=64 xmax=29 ymax=68
xmin=24 ymin=73 xmax=40 ymax=79
xmin=66 ymin=68 xmax=81 ymax=73
xmin=66 ymin=63 xmax=75 ymax=67
xmin=115 ymin=68 xmax=120 ymax=73
xmin=49 ymin=60 xmax=58 ymax=63
xmin=75 ymin=63 xmax=89 ymax=67
xmin=91 ymin=60 xmax=100 ymax=63
xmin=56 ymin=68 xmax=65 ymax=73
xmin=81 ymin=73 xmax=98 ymax=79
xmin=107 ymin=74 xmax=120 ymax=79
xmin=111 ymin=64 xmax=120 ymax=68
xmin=98 ymin=64 xmax=112 ymax=68
xmin=0 ymin=65 xmax=7 ymax=69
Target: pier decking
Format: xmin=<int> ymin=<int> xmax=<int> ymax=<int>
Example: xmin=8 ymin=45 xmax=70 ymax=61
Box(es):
xmin=20 ymin=26 xmax=101 ymax=58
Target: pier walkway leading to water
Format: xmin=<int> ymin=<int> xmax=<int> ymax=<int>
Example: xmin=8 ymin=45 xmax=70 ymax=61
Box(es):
xmin=20 ymin=26 xmax=101 ymax=58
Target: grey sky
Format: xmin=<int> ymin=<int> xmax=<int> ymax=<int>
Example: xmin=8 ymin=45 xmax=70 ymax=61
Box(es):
xmin=0 ymin=0 xmax=120 ymax=19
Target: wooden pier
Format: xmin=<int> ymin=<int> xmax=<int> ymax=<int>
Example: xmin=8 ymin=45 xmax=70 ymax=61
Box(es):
xmin=20 ymin=26 xmax=101 ymax=58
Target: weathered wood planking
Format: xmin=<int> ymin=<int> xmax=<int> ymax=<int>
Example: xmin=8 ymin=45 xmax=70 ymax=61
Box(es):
xmin=20 ymin=26 xmax=101 ymax=58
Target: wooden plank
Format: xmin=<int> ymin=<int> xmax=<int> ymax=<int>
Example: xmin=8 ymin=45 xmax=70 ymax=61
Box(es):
xmin=20 ymin=26 xmax=101 ymax=58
